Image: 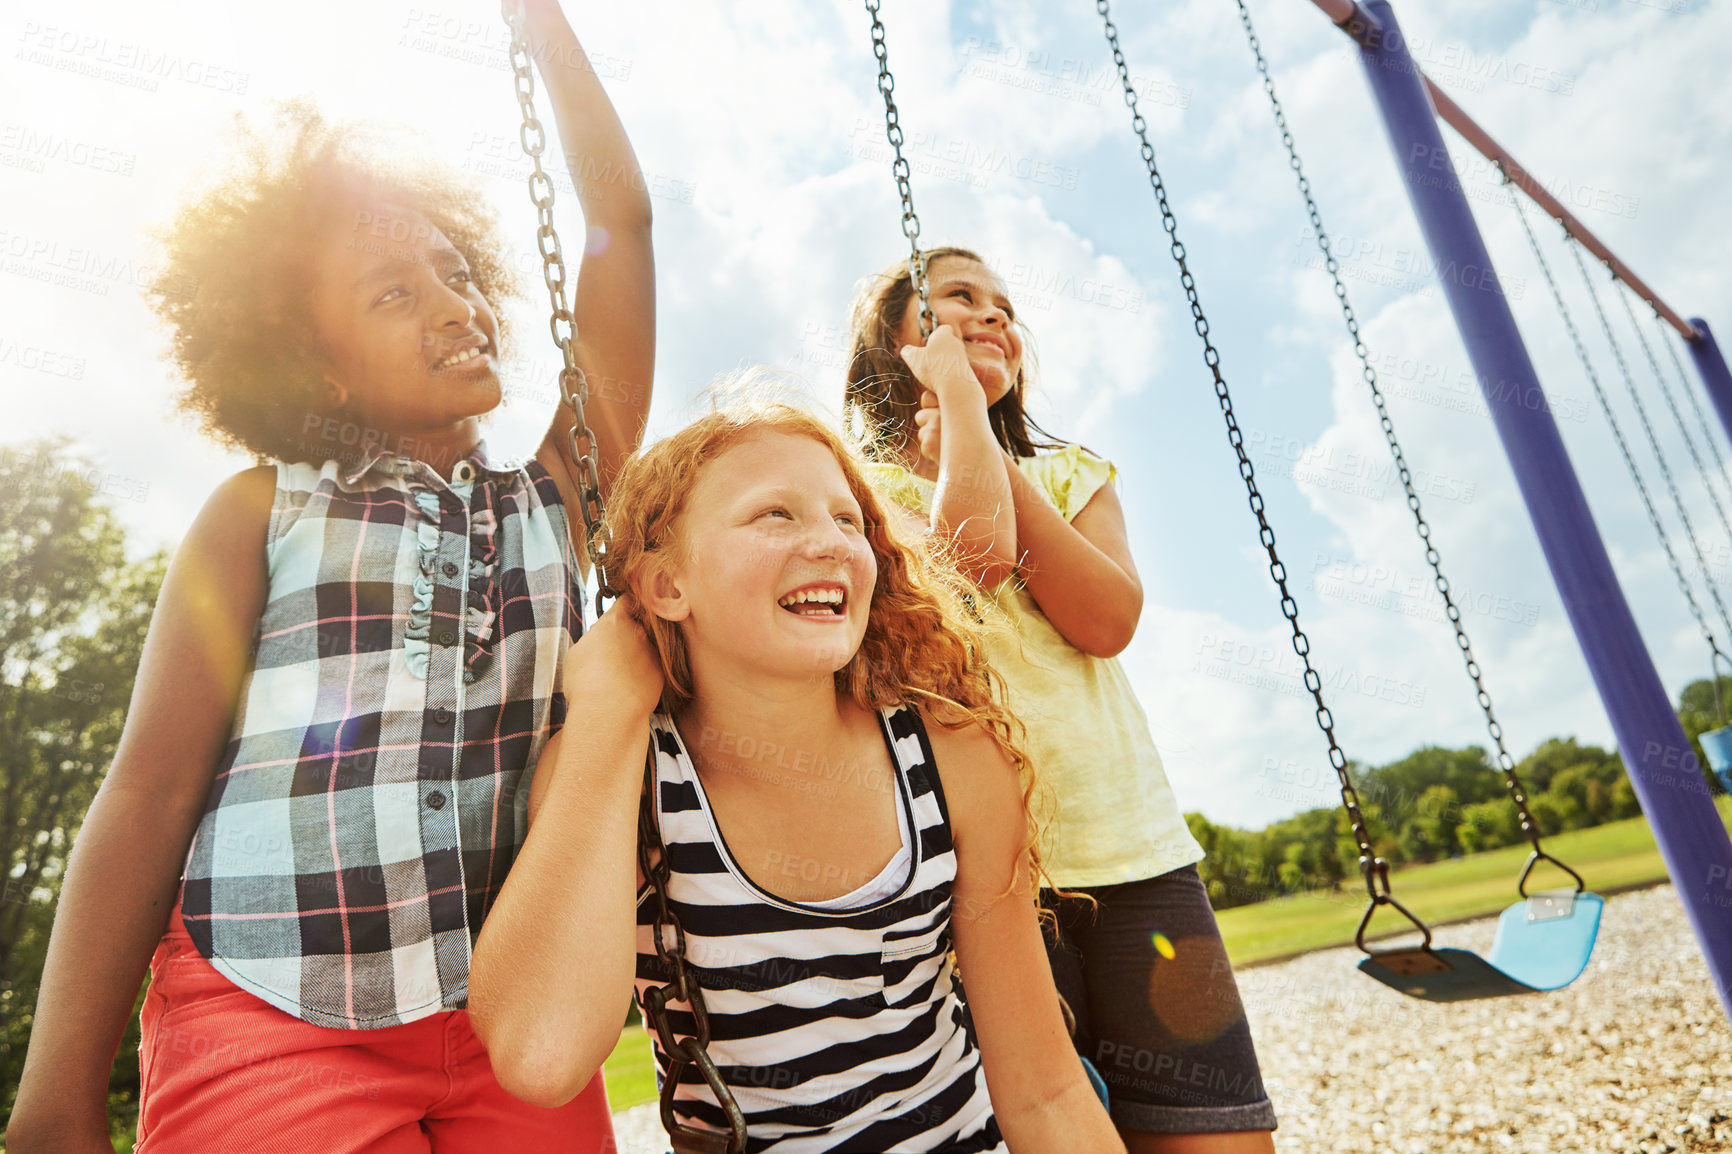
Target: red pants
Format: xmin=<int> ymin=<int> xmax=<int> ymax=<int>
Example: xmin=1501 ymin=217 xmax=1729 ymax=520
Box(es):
xmin=137 ymin=907 xmax=616 ymax=1153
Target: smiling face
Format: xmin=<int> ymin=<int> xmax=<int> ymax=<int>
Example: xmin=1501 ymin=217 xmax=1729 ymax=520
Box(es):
xmin=305 ymin=200 xmax=502 ymax=452
xmin=894 ymin=255 xmax=1024 ymax=404
xmin=648 ymin=430 xmax=878 ymax=688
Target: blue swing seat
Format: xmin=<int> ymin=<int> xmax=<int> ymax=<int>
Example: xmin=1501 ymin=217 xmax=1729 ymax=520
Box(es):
xmin=1699 ymin=726 xmax=1732 ymax=795
xmin=1358 ymin=889 xmax=1603 ymax=1001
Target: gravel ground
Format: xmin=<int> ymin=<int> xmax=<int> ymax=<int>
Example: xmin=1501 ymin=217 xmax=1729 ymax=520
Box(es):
xmin=1243 ymin=884 xmax=1732 ymax=1153
xmin=610 ymin=1102 xmax=668 ymax=1154
xmin=607 ymin=885 xmax=1732 ymax=1153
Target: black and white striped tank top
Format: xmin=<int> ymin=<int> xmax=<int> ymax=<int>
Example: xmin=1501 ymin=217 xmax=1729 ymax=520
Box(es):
xmin=634 ymin=705 xmax=1007 ymax=1154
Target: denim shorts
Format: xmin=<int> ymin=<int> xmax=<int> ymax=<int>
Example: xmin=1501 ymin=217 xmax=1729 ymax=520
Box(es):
xmin=1042 ymin=864 xmax=1278 ymax=1135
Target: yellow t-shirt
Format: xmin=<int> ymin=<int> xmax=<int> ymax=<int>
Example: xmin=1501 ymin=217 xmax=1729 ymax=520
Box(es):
xmin=866 ymin=447 xmax=1205 ymax=888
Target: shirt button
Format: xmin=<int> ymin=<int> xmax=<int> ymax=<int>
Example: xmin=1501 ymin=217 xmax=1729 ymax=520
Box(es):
xmin=426 ymin=790 xmax=447 ymax=810
xmin=433 ymin=708 xmax=452 ymax=726
xmin=443 ymin=561 xmax=460 ymax=578
xmin=437 ymin=629 xmax=457 ymax=646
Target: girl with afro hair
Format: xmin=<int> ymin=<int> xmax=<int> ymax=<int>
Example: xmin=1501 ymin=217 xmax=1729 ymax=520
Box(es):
xmin=9 ymin=3 xmax=652 ymax=1151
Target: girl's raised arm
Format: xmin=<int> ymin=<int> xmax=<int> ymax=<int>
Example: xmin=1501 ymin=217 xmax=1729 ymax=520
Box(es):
xmin=468 ymin=606 xmax=662 ymax=1107
xmin=7 ymin=467 xmax=274 ymax=1154
xmin=931 ymin=720 xmax=1127 ymax=1154
xmin=1001 ymin=465 xmax=1143 ymax=658
xmin=518 ymin=0 xmax=655 ymax=498
xmin=902 ymin=326 xmax=1019 ymax=588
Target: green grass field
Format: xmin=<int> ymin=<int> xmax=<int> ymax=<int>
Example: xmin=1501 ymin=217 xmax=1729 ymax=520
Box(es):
xmin=598 ymin=800 xmax=1732 ymax=1109
xmin=604 ymin=1024 xmax=659 ymax=1112
xmin=1215 ymin=795 xmax=1732 ymax=965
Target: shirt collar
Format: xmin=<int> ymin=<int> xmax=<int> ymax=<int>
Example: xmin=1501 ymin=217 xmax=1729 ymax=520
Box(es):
xmin=338 ymin=439 xmax=521 ymax=488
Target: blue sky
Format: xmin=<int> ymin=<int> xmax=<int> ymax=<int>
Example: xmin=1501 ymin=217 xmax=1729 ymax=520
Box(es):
xmin=4 ymin=0 xmax=1728 ymax=829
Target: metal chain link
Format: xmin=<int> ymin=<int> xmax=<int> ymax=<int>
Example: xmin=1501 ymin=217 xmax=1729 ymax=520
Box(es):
xmin=1095 ymin=0 xmax=1431 ymax=943
xmin=503 ymin=7 xmax=614 ymax=615
xmin=864 ymin=0 xmax=934 ymax=336
xmin=636 ymin=752 xmax=748 ymax=1154
xmin=1566 ymin=239 xmax=1732 ymax=647
xmin=500 ymin=9 xmax=739 ymax=1151
xmin=1612 ymin=279 xmax=1732 ymax=581
xmin=1651 ymin=310 xmax=1732 ymax=726
xmin=1234 ymin=0 xmax=1572 ymax=885
xmin=1507 ymin=184 xmax=1729 ymax=681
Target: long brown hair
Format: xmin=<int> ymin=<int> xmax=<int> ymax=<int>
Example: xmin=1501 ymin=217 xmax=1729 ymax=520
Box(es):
xmin=603 ymin=399 xmax=1058 ymax=891
xmin=844 ymin=246 xmax=1063 ymax=462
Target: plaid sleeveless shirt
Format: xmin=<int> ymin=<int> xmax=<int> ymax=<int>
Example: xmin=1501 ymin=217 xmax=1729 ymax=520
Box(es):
xmin=180 ymin=444 xmax=582 ymax=1029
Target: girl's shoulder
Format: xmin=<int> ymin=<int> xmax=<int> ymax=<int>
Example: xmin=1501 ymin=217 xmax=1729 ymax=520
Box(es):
xmin=201 ymin=464 xmax=277 ymax=536
xmin=907 ymin=704 xmax=1010 ymax=786
xmin=1016 ymin=444 xmax=1116 ymax=522
xmin=170 ymin=465 xmax=274 ymax=610
xmin=917 ymin=707 xmax=1023 ymax=846
xmin=917 ymin=706 xmax=999 ymax=767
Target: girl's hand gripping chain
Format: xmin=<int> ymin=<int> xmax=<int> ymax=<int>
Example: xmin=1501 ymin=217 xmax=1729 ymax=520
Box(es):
xmin=900 ymin=325 xmax=1018 ymax=585
xmin=899 ymin=323 xmax=976 ymax=464
xmin=914 ymin=388 xmax=943 ymax=465
xmin=564 ymin=598 xmax=665 ymax=723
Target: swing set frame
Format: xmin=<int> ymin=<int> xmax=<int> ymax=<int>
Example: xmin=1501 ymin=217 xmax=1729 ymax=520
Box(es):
xmin=1302 ymin=0 xmax=1732 ymax=1020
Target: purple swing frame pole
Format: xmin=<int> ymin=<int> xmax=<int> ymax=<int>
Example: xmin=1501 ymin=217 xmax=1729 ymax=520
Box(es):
xmin=1688 ymin=320 xmax=1732 ymax=454
xmin=1338 ymin=0 xmax=1732 ymax=1019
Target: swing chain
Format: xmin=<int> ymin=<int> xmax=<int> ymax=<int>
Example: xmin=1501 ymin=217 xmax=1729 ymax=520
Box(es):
xmin=1650 ymin=301 xmax=1732 ymax=722
xmin=502 ymin=5 xmax=615 ymax=613
xmin=1714 ymin=649 xmax=1732 ymax=731
xmin=636 ymin=750 xmax=749 ymax=1154
xmin=1236 ymin=1 xmax=1559 ymax=871
xmin=863 ymin=0 xmax=934 ymax=337
xmin=1612 ymin=276 xmax=1732 ymax=598
xmin=1354 ymin=859 xmax=1432 ymax=953
xmin=1566 ymin=232 xmax=1732 ymax=648
xmin=1507 ymin=178 xmax=1732 ymax=764
xmin=1095 ymin=0 xmax=1387 ymax=905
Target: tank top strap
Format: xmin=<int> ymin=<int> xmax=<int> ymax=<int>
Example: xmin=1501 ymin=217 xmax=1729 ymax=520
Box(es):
xmin=644 ymin=721 xmax=730 ymax=883
xmin=880 ymin=704 xmax=954 ymax=862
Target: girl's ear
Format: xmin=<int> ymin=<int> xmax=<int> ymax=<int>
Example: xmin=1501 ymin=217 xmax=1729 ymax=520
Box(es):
xmin=637 ymin=565 xmax=691 ymax=624
xmin=320 ymin=374 xmax=350 ymax=411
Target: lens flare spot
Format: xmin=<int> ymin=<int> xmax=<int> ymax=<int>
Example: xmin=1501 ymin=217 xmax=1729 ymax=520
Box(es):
xmin=1151 ymin=932 xmax=1176 ymax=960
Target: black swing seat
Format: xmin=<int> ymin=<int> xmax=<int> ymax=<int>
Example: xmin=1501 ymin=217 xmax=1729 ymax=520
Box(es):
xmin=1358 ymin=889 xmax=1604 ymax=1002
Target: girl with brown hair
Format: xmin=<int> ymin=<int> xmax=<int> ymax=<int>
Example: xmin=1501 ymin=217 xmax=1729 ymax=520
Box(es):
xmin=845 ymin=248 xmax=1278 ymax=1153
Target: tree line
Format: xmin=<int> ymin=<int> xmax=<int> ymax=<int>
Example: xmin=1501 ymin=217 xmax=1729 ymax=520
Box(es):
xmin=1 ymin=440 xmax=165 ymax=1142
xmin=1186 ymin=683 xmax=1730 ymax=910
